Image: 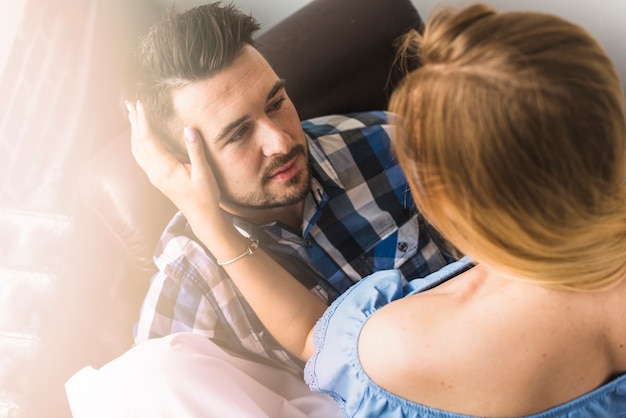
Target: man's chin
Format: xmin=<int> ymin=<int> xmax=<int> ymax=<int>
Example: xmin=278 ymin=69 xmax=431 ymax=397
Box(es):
xmin=220 ymin=188 xmax=309 ymax=212
xmin=222 ymin=169 xmax=311 ymax=211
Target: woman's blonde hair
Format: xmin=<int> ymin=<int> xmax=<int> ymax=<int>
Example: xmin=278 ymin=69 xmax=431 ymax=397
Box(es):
xmin=389 ymin=4 xmax=626 ymax=290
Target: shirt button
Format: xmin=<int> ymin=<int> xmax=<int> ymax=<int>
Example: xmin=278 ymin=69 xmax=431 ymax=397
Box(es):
xmin=304 ymin=238 xmax=312 ymax=248
xmin=397 ymin=242 xmax=408 ymax=252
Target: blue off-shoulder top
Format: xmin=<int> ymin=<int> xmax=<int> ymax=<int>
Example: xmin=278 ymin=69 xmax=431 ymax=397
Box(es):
xmin=304 ymin=257 xmax=626 ymax=417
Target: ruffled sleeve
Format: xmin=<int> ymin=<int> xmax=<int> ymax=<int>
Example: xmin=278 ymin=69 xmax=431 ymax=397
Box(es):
xmin=304 ymin=257 xmax=474 ymax=417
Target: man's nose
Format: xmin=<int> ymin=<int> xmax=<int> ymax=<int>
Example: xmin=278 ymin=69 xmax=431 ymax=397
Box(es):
xmin=259 ymin=118 xmax=292 ymax=156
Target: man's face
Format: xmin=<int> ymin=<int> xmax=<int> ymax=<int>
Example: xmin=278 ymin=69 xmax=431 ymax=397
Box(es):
xmin=172 ymin=45 xmax=310 ymax=212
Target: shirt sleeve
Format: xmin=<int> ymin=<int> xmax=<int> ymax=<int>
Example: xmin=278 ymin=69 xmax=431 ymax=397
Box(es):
xmin=133 ymin=217 xmax=306 ymax=375
xmin=133 ymin=234 xmax=237 ymax=344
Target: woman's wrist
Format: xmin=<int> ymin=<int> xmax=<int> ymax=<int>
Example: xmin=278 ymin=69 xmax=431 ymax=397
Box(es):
xmin=187 ymin=209 xmax=253 ymax=264
xmin=216 ymin=236 xmax=259 ymax=266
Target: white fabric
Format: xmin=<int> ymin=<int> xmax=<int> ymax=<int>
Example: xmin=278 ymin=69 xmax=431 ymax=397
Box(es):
xmin=65 ymin=332 xmax=342 ymax=418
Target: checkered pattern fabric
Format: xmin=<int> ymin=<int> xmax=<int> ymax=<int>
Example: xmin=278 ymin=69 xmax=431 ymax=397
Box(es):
xmin=134 ymin=112 xmax=456 ymax=374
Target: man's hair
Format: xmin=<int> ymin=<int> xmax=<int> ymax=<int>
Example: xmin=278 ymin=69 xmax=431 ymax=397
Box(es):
xmin=389 ymin=4 xmax=626 ymax=290
xmin=123 ymin=2 xmax=260 ymax=154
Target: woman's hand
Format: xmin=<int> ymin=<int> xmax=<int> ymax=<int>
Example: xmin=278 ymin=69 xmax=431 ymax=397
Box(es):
xmin=126 ymin=102 xmax=322 ymax=361
xmin=126 ymin=101 xmax=221 ymax=223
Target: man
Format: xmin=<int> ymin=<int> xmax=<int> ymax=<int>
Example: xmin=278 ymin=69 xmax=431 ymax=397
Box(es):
xmin=125 ymin=3 xmax=456 ymax=375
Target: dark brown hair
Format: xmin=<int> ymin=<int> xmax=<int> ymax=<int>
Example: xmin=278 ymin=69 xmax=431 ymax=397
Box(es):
xmin=123 ymin=2 xmax=260 ymax=152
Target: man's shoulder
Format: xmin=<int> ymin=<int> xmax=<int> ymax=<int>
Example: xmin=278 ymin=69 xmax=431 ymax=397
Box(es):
xmin=301 ymin=111 xmax=393 ymax=138
xmin=151 ymin=211 xmax=226 ymax=280
xmin=154 ymin=211 xmax=200 ymax=259
xmin=305 ymin=110 xmax=407 ymax=193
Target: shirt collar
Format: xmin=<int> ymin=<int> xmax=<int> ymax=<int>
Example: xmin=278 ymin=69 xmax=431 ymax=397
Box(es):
xmin=225 ymin=135 xmax=337 ymax=237
xmin=227 ymin=178 xmax=327 ymax=239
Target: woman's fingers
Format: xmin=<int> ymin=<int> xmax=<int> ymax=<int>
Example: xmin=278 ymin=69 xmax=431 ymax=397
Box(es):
xmin=127 ymin=101 xmax=147 ymax=162
xmin=183 ymin=127 xmax=211 ymax=179
xmin=183 ymin=127 xmax=201 ymax=165
xmin=125 ymin=101 xmax=221 ymax=221
xmin=126 ymin=101 xmax=184 ymax=189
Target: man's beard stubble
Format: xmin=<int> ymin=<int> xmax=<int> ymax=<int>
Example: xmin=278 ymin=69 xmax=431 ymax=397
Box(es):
xmin=220 ymin=144 xmax=311 ymax=210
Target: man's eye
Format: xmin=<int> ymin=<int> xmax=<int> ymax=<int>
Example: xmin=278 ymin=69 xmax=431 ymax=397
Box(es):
xmin=230 ymin=125 xmax=249 ymax=143
xmin=268 ymin=97 xmax=285 ymax=112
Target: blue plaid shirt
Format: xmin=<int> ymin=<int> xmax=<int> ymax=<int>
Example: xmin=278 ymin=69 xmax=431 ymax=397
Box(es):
xmin=135 ymin=112 xmax=456 ymax=374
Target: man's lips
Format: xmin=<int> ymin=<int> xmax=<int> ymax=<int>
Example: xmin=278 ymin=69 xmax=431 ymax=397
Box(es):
xmin=268 ymin=157 xmax=300 ymax=181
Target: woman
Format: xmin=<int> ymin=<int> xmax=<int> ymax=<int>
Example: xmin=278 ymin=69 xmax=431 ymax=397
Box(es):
xmin=128 ymin=4 xmax=626 ymax=416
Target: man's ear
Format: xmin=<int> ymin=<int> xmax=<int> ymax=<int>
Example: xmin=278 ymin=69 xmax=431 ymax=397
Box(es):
xmin=161 ymin=119 xmax=190 ymax=163
xmin=161 ymin=134 xmax=189 ymax=164
xmin=172 ymin=146 xmax=190 ymax=164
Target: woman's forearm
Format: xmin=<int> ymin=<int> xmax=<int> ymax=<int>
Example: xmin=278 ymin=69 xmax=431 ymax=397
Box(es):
xmin=191 ymin=214 xmax=324 ymax=361
xmin=128 ymin=102 xmax=321 ymax=362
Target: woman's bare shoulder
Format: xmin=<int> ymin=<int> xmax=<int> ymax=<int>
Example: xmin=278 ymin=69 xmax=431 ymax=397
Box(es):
xmin=357 ymin=276 xmax=480 ymax=404
xmin=356 ymin=268 xmax=625 ymax=415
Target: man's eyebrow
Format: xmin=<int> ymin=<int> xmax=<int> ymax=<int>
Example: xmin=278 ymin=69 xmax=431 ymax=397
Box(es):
xmin=214 ymin=115 xmax=248 ymax=143
xmin=214 ymin=80 xmax=286 ymax=143
xmin=267 ymin=79 xmax=286 ymax=101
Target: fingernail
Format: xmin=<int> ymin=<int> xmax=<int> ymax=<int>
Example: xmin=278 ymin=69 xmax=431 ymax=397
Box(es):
xmin=184 ymin=127 xmax=197 ymax=142
xmin=125 ymin=100 xmax=132 ymax=112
